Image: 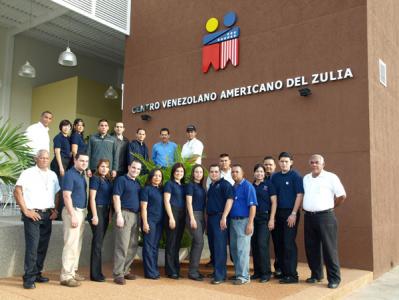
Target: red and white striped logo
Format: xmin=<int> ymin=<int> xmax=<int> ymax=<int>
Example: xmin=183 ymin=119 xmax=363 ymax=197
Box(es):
xmin=220 ymin=38 xmax=239 ymax=69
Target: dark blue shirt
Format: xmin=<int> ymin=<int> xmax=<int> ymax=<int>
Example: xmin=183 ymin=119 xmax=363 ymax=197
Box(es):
xmin=89 ymin=175 xmax=113 ymax=206
xmin=71 ymin=132 xmax=87 ymax=154
xmin=140 ymin=185 xmax=164 ymax=222
xmin=253 ymin=179 xmax=276 ymax=213
xmin=63 ymin=167 xmax=87 ymax=208
xmin=164 ymin=180 xmax=185 ymax=208
xmin=207 ymin=178 xmax=234 ymax=215
xmin=185 ymin=182 xmax=206 ymax=212
xmin=230 ymin=179 xmax=258 ymax=218
xmin=53 ymin=133 xmax=71 ymax=159
xmin=127 ymin=140 xmax=149 ymax=165
xmin=113 ymin=175 xmax=141 ymax=212
xmin=271 ymin=170 xmax=304 ymax=209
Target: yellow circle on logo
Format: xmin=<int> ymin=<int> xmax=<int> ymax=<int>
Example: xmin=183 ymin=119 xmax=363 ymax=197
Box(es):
xmin=206 ymin=17 xmax=219 ymax=33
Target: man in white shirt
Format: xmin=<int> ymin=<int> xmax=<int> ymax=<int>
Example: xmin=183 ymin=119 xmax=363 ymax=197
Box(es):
xmin=14 ymin=149 xmax=60 ymax=289
xmin=25 ymin=111 xmax=53 ymax=155
xmin=303 ymin=154 xmax=346 ymax=289
xmin=181 ymin=125 xmax=204 ymax=164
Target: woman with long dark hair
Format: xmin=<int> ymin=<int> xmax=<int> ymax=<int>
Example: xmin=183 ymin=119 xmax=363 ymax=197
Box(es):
xmin=140 ymin=168 xmax=164 ymax=279
xmin=164 ymin=162 xmax=186 ymax=279
xmin=251 ymin=163 xmax=277 ymax=283
xmin=89 ymin=159 xmax=113 ymax=282
xmin=186 ymin=164 xmax=206 ymax=281
xmin=71 ymin=118 xmax=87 ymax=156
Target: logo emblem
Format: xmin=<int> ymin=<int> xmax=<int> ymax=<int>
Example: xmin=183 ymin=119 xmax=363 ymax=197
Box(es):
xmin=202 ymin=11 xmax=240 ymax=73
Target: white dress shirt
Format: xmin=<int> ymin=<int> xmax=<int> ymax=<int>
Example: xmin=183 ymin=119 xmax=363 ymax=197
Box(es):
xmin=25 ymin=122 xmax=50 ymax=154
xmin=206 ymin=168 xmax=235 ymax=190
xmin=16 ymin=166 xmax=60 ymax=209
xmin=303 ymin=170 xmax=346 ymax=212
xmin=181 ymin=138 xmax=204 ymax=164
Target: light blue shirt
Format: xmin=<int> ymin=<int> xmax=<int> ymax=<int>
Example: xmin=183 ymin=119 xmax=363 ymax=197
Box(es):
xmin=152 ymin=141 xmax=177 ymax=167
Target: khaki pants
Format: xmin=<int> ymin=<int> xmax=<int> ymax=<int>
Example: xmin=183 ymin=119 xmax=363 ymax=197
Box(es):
xmin=60 ymin=208 xmax=87 ymax=281
xmin=113 ymin=210 xmax=139 ymax=278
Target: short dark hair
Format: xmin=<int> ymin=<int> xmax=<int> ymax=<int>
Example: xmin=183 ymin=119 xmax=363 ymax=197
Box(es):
xmin=41 ymin=111 xmax=53 ymax=116
xmin=136 ymin=128 xmax=146 ymax=133
xmin=75 ymin=152 xmax=89 ymax=160
xmin=219 ymin=153 xmax=230 ymax=158
xmin=160 ymin=128 xmax=169 ymax=134
xmin=170 ymin=162 xmax=185 ymax=184
xmin=231 ymin=164 xmax=243 ymax=170
xmin=209 ymin=164 xmax=220 ymax=170
xmin=253 ymin=163 xmax=266 ymax=173
xmin=58 ymin=119 xmax=72 ymax=131
xmin=129 ymin=159 xmax=142 ymax=166
xmin=98 ymin=119 xmax=109 ymax=125
xmin=145 ymin=168 xmax=163 ymax=187
xmin=278 ymin=152 xmax=292 ymax=160
xmin=190 ymin=164 xmax=205 ymax=186
xmin=263 ymin=156 xmax=275 ymax=162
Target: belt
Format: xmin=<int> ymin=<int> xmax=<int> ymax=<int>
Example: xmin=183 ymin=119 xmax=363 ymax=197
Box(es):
xmin=230 ymin=216 xmax=247 ymax=220
xmin=207 ymin=212 xmax=222 ymax=216
xmin=32 ymin=208 xmax=52 ymax=213
xmin=304 ymin=208 xmax=334 ymax=215
xmin=121 ymin=207 xmax=138 ymax=213
xmin=257 ymin=211 xmax=270 ymax=214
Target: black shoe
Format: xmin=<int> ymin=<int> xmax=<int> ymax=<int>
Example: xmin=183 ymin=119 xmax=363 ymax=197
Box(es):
xmin=91 ymin=277 xmax=106 ymax=282
xmin=188 ymin=275 xmax=204 ymax=281
xmin=211 ymin=279 xmax=225 ymax=285
xmin=167 ymin=274 xmax=179 ymax=280
xmin=306 ymin=277 xmax=323 ymax=284
xmin=259 ymin=276 xmax=271 ymax=283
xmin=273 ymin=271 xmax=283 ymax=279
xmin=198 ymin=273 xmax=205 ymax=279
xmin=35 ymin=275 xmax=49 ymax=283
xmin=145 ymin=275 xmax=160 ymax=280
xmin=23 ymin=282 xmax=36 ymax=289
xmin=279 ymin=276 xmax=299 ymax=284
xmin=328 ymin=282 xmax=340 ymax=289
xmin=228 ymin=275 xmax=237 ymax=281
xmin=250 ymin=274 xmax=261 ymax=280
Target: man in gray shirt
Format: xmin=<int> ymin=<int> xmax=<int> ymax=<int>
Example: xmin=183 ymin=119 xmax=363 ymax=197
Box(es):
xmin=87 ymin=119 xmax=118 ymax=178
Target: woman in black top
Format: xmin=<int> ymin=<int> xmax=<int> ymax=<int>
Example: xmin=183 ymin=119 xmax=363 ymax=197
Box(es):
xmin=71 ymin=118 xmax=87 ymax=156
xmin=140 ymin=168 xmax=164 ymax=279
xmin=186 ymin=164 xmax=206 ymax=281
xmin=163 ymin=162 xmax=186 ymax=279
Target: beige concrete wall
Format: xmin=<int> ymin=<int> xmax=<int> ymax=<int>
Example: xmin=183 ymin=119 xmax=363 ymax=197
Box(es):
xmin=367 ymin=0 xmax=399 ymax=277
xmin=10 ymin=35 xmax=121 ymax=129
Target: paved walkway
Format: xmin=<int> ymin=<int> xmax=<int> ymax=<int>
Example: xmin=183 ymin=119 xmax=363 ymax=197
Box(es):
xmin=345 ymin=266 xmax=399 ymax=299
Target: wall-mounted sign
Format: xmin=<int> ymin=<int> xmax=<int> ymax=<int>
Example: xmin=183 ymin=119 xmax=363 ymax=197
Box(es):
xmin=202 ymin=11 xmax=240 ymax=73
xmin=131 ymin=68 xmax=354 ymax=114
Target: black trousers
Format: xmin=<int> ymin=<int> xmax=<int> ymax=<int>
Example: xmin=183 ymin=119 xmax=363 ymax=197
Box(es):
xmin=274 ymin=208 xmax=300 ymax=278
xmin=22 ymin=211 xmax=52 ymax=284
xmin=304 ymin=210 xmax=341 ymax=283
xmin=165 ymin=206 xmax=186 ymax=276
xmin=251 ymin=212 xmax=272 ymax=277
xmin=89 ymin=205 xmax=110 ymax=279
xmin=271 ymin=228 xmax=281 ymax=272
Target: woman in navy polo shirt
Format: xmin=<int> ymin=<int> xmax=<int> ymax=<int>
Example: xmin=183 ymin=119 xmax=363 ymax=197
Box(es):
xmin=71 ymin=118 xmax=87 ymax=156
xmin=140 ymin=168 xmax=164 ymax=279
xmin=186 ymin=164 xmax=206 ymax=281
xmin=89 ymin=159 xmax=113 ymax=282
xmin=251 ymin=164 xmax=277 ymax=283
xmin=50 ymin=119 xmax=72 ymax=178
xmin=164 ymin=162 xmax=186 ymax=279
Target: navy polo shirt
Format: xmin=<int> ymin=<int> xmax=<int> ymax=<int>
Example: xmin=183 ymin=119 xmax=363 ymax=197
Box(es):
xmin=63 ymin=167 xmax=87 ymax=208
xmin=89 ymin=175 xmax=113 ymax=206
xmin=140 ymin=185 xmax=164 ymax=222
xmin=71 ymin=132 xmax=87 ymax=154
xmin=164 ymin=180 xmax=185 ymax=208
xmin=206 ymin=178 xmax=234 ymax=215
xmin=230 ymin=179 xmax=258 ymax=218
xmin=253 ymin=179 xmax=276 ymax=213
xmin=185 ymin=182 xmax=206 ymax=212
xmin=271 ymin=170 xmax=304 ymax=209
xmin=113 ymin=175 xmax=141 ymax=212
xmin=53 ymin=133 xmax=71 ymax=159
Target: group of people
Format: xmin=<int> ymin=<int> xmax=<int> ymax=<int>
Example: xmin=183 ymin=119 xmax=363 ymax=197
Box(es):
xmin=14 ymin=110 xmax=346 ymax=291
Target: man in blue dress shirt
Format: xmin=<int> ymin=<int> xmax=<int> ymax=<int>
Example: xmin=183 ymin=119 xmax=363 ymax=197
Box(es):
xmin=271 ymin=152 xmax=304 ymax=284
xmin=152 ymin=128 xmax=177 ymax=168
xmin=230 ymin=165 xmax=257 ymax=285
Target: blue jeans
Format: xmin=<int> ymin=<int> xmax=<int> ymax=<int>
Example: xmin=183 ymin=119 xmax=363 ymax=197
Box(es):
xmin=230 ymin=218 xmax=252 ymax=282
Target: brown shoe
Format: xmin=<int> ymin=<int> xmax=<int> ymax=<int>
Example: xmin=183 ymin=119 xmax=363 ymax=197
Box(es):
xmin=74 ymin=273 xmax=85 ymax=281
xmin=60 ymin=279 xmax=81 ymax=287
xmin=124 ymin=274 xmax=137 ymax=280
xmin=114 ymin=277 xmax=126 ymax=285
